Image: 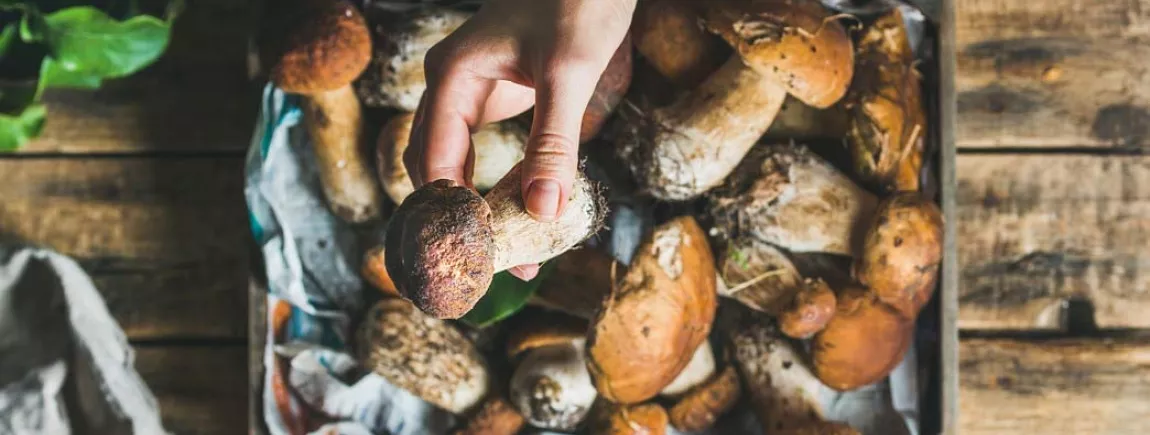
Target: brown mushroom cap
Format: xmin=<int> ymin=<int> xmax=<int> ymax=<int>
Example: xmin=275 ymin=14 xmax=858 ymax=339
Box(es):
xmin=586 ymin=217 xmax=717 ymax=404
xmin=778 ymin=278 xmax=837 ymax=339
xmin=384 ymin=180 xmax=495 ymax=318
xmin=589 ymin=402 xmax=670 ymax=435
xmin=855 ymin=192 xmax=943 ymax=318
xmin=505 ymin=310 xmax=589 ymax=359
xmin=264 ymin=0 xmax=372 ymax=94
xmin=530 ymin=248 xmax=619 ymax=320
xmin=667 ymin=365 xmax=742 ymax=432
xmin=452 ymin=396 xmax=526 ymax=435
xmin=358 ymin=298 xmax=489 ymax=414
xmin=811 ymin=285 xmax=913 ymax=391
xmin=632 ymin=0 xmax=728 ymax=88
xmin=702 ymin=0 xmax=854 ymax=108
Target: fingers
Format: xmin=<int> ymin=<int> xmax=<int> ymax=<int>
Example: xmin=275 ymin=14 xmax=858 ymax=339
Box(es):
xmin=521 ymin=63 xmax=601 ymax=222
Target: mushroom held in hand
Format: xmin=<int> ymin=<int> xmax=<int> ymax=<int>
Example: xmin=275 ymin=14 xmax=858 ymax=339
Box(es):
xmin=667 ymin=365 xmax=741 ymax=432
xmin=709 ymin=143 xmax=877 ymax=256
xmin=844 ymin=8 xmax=927 ymax=193
xmin=811 ymin=285 xmax=913 ymax=391
xmin=617 ymin=0 xmax=853 ymax=200
xmin=586 ymin=216 xmax=717 ymax=404
xmin=377 ymin=113 xmax=527 ymax=205
xmin=262 ymin=0 xmax=383 ymax=223
xmin=357 ymin=298 xmax=488 ymax=414
xmin=382 ymin=163 xmax=606 ymax=319
xmin=855 ymin=192 xmax=944 ymax=318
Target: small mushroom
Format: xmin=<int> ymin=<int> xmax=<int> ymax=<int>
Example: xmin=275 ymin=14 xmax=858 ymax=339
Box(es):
xmin=381 ymin=163 xmax=607 ymax=319
xmin=717 ymin=237 xmax=805 ymax=314
xmin=855 ymin=192 xmax=944 ymax=318
xmin=506 ymin=314 xmax=599 ymax=432
xmin=357 ymin=7 xmax=471 ymax=111
xmin=616 ymin=0 xmax=854 ymax=200
xmin=262 ymin=0 xmax=383 ymax=223
xmin=631 ymin=0 xmax=728 ymax=88
xmin=729 ymin=313 xmax=843 ymax=433
xmin=452 ymin=396 xmax=527 ymax=435
xmin=811 ymin=285 xmax=913 ymax=391
xmin=659 ymin=341 xmax=716 ymax=398
xmin=357 ymin=298 xmax=488 ymax=414
xmin=844 ymin=8 xmax=926 ymax=193
xmin=777 ymin=278 xmax=837 ymax=339
xmin=376 ymin=113 xmax=527 ymax=205
xmin=586 ymin=216 xmax=717 ymax=404
xmin=667 ymin=365 xmax=741 ymax=432
xmin=708 ymin=143 xmax=878 ymax=256
xmin=588 ymin=402 xmax=670 ymax=435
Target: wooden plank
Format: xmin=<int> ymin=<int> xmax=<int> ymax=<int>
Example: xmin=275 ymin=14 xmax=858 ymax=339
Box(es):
xmin=21 ymin=0 xmax=259 ymax=154
xmin=955 ymin=0 xmax=1150 ymax=148
xmin=956 ymin=154 xmax=1150 ymax=330
xmin=135 ymin=345 xmax=248 ymax=435
xmin=959 ymin=337 xmax=1150 ymax=434
xmin=0 ymin=158 xmax=249 ymax=339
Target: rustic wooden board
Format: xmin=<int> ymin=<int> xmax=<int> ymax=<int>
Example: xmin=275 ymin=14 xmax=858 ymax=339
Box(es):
xmin=959 ymin=337 xmax=1150 ymax=434
xmin=956 ymin=154 xmax=1150 ymax=330
xmin=20 ymin=0 xmax=260 ymax=154
xmin=955 ymin=0 xmax=1150 ymax=148
xmin=0 ymin=158 xmax=249 ymax=339
xmin=136 ymin=345 xmax=248 ymax=435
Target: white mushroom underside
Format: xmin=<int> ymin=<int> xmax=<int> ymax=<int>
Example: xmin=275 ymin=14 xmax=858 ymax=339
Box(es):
xmin=660 ymin=340 xmax=716 ymax=397
xmin=510 ymin=339 xmax=598 ymax=431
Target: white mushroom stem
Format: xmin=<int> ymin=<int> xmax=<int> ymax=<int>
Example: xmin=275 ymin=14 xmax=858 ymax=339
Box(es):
xmin=303 ymin=86 xmax=384 ymax=223
xmin=660 ymin=341 xmax=717 ymax=398
xmin=510 ymin=339 xmax=599 ymax=432
xmin=484 ymin=163 xmax=605 ymax=272
xmin=377 ymin=113 xmax=526 ymax=205
xmin=732 ymin=319 xmax=837 ymax=433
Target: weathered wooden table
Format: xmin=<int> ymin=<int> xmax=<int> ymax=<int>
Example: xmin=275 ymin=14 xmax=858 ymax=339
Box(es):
xmin=1 ymin=0 xmax=1147 ymax=433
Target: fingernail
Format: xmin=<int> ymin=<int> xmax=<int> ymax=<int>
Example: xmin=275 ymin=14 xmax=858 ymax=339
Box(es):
xmin=526 ymin=179 xmax=561 ymax=222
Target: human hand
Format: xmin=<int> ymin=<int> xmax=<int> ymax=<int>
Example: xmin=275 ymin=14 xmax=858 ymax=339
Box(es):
xmin=404 ymin=0 xmax=636 ymax=281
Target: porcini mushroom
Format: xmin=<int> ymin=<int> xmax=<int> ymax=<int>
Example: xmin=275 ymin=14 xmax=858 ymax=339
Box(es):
xmin=263 ymin=0 xmax=383 ymax=223
xmin=357 ymin=298 xmax=488 ymax=414
xmin=616 ymin=0 xmax=854 ymax=200
xmin=528 ymin=248 xmax=619 ymax=320
xmin=708 ymin=143 xmax=877 ymax=256
xmin=777 ymin=278 xmax=837 ymax=339
xmin=376 ymin=113 xmax=527 ymax=205
xmin=587 ymin=402 xmax=670 ymax=435
xmin=506 ymin=313 xmax=599 ymax=432
xmin=586 ymin=216 xmax=717 ymax=404
xmin=667 ymin=365 xmax=742 ymax=432
xmin=452 ymin=396 xmax=526 ymax=435
xmin=844 ymin=8 xmax=926 ymax=193
xmin=659 ymin=341 xmax=716 ymax=398
xmin=382 ymin=163 xmax=607 ymax=319
xmin=717 ymin=237 xmax=805 ymax=314
xmin=631 ymin=0 xmax=728 ymax=88
xmin=811 ymin=285 xmax=913 ymax=391
xmin=356 ymin=6 xmax=471 ymax=111
xmin=729 ymin=313 xmax=848 ymax=433
xmin=855 ymin=192 xmax=944 ymax=319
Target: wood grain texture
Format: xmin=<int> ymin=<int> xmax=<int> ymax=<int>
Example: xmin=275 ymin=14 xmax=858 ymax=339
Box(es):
xmin=136 ymin=345 xmax=248 ymax=435
xmin=959 ymin=337 xmax=1150 ymax=434
xmin=20 ymin=0 xmax=260 ymax=153
xmin=956 ymin=154 xmax=1150 ymax=330
xmin=0 ymin=158 xmax=249 ymax=339
xmin=955 ymin=0 xmax=1150 ymax=148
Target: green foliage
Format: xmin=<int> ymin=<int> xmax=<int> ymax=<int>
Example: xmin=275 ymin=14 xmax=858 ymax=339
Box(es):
xmin=0 ymin=1 xmax=180 ymax=150
xmin=460 ymin=261 xmax=560 ymax=328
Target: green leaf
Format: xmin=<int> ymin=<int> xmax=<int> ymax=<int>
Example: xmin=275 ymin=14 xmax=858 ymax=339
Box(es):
xmin=18 ymin=6 xmax=45 ymax=42
xmin=0 ymin=103 xmax=46 ymax=151
xmin=0 ymin=24 xmax=16 ymax=58
xmin=37 ymin=56 xmax=101 ymax=95
xmin=41 ymin=6 xmax=170 ymax=79
xmin=460 ymin=261 xmax=560 ymax=328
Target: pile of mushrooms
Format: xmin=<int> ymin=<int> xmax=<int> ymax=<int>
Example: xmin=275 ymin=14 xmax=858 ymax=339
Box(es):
xmin=263 ymin=0 xmax=943 ymax=433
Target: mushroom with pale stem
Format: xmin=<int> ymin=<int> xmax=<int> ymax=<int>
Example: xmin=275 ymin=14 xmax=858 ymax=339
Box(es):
xmin=262 ymin=0 xmax=383 ymax=223
xmin=356 ymin=298 xmax=488 ymax=414
xmin=728 ymin=311 xmax=858 ymax=434
xmin=377 ymin=113 xmax=527 ymax=205
xmin=708 ymin=143 xmax=878 ymax=256
xmin=667 ymin=364 xmax=742 ymax=432
xmin=631 ymin=0 xmax=728 ymax=88
xmin=504 ymin=312 xmax=598 ymax=432
xmin=587 ymin=402 xmax=670 ymax=435
xmin=616 ymin=0 xmax=854 ymax=200
xmin=381 ymin=163 xmax=607 ymax=319
xmin=843 ymin=8 xmax=927 ymax=193
xmin=586 ymin=216 xmax=717 ymax=404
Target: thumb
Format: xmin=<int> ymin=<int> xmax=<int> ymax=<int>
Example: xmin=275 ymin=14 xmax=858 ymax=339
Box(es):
xmin=522 ymin=67 xmax=600 ymax=222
